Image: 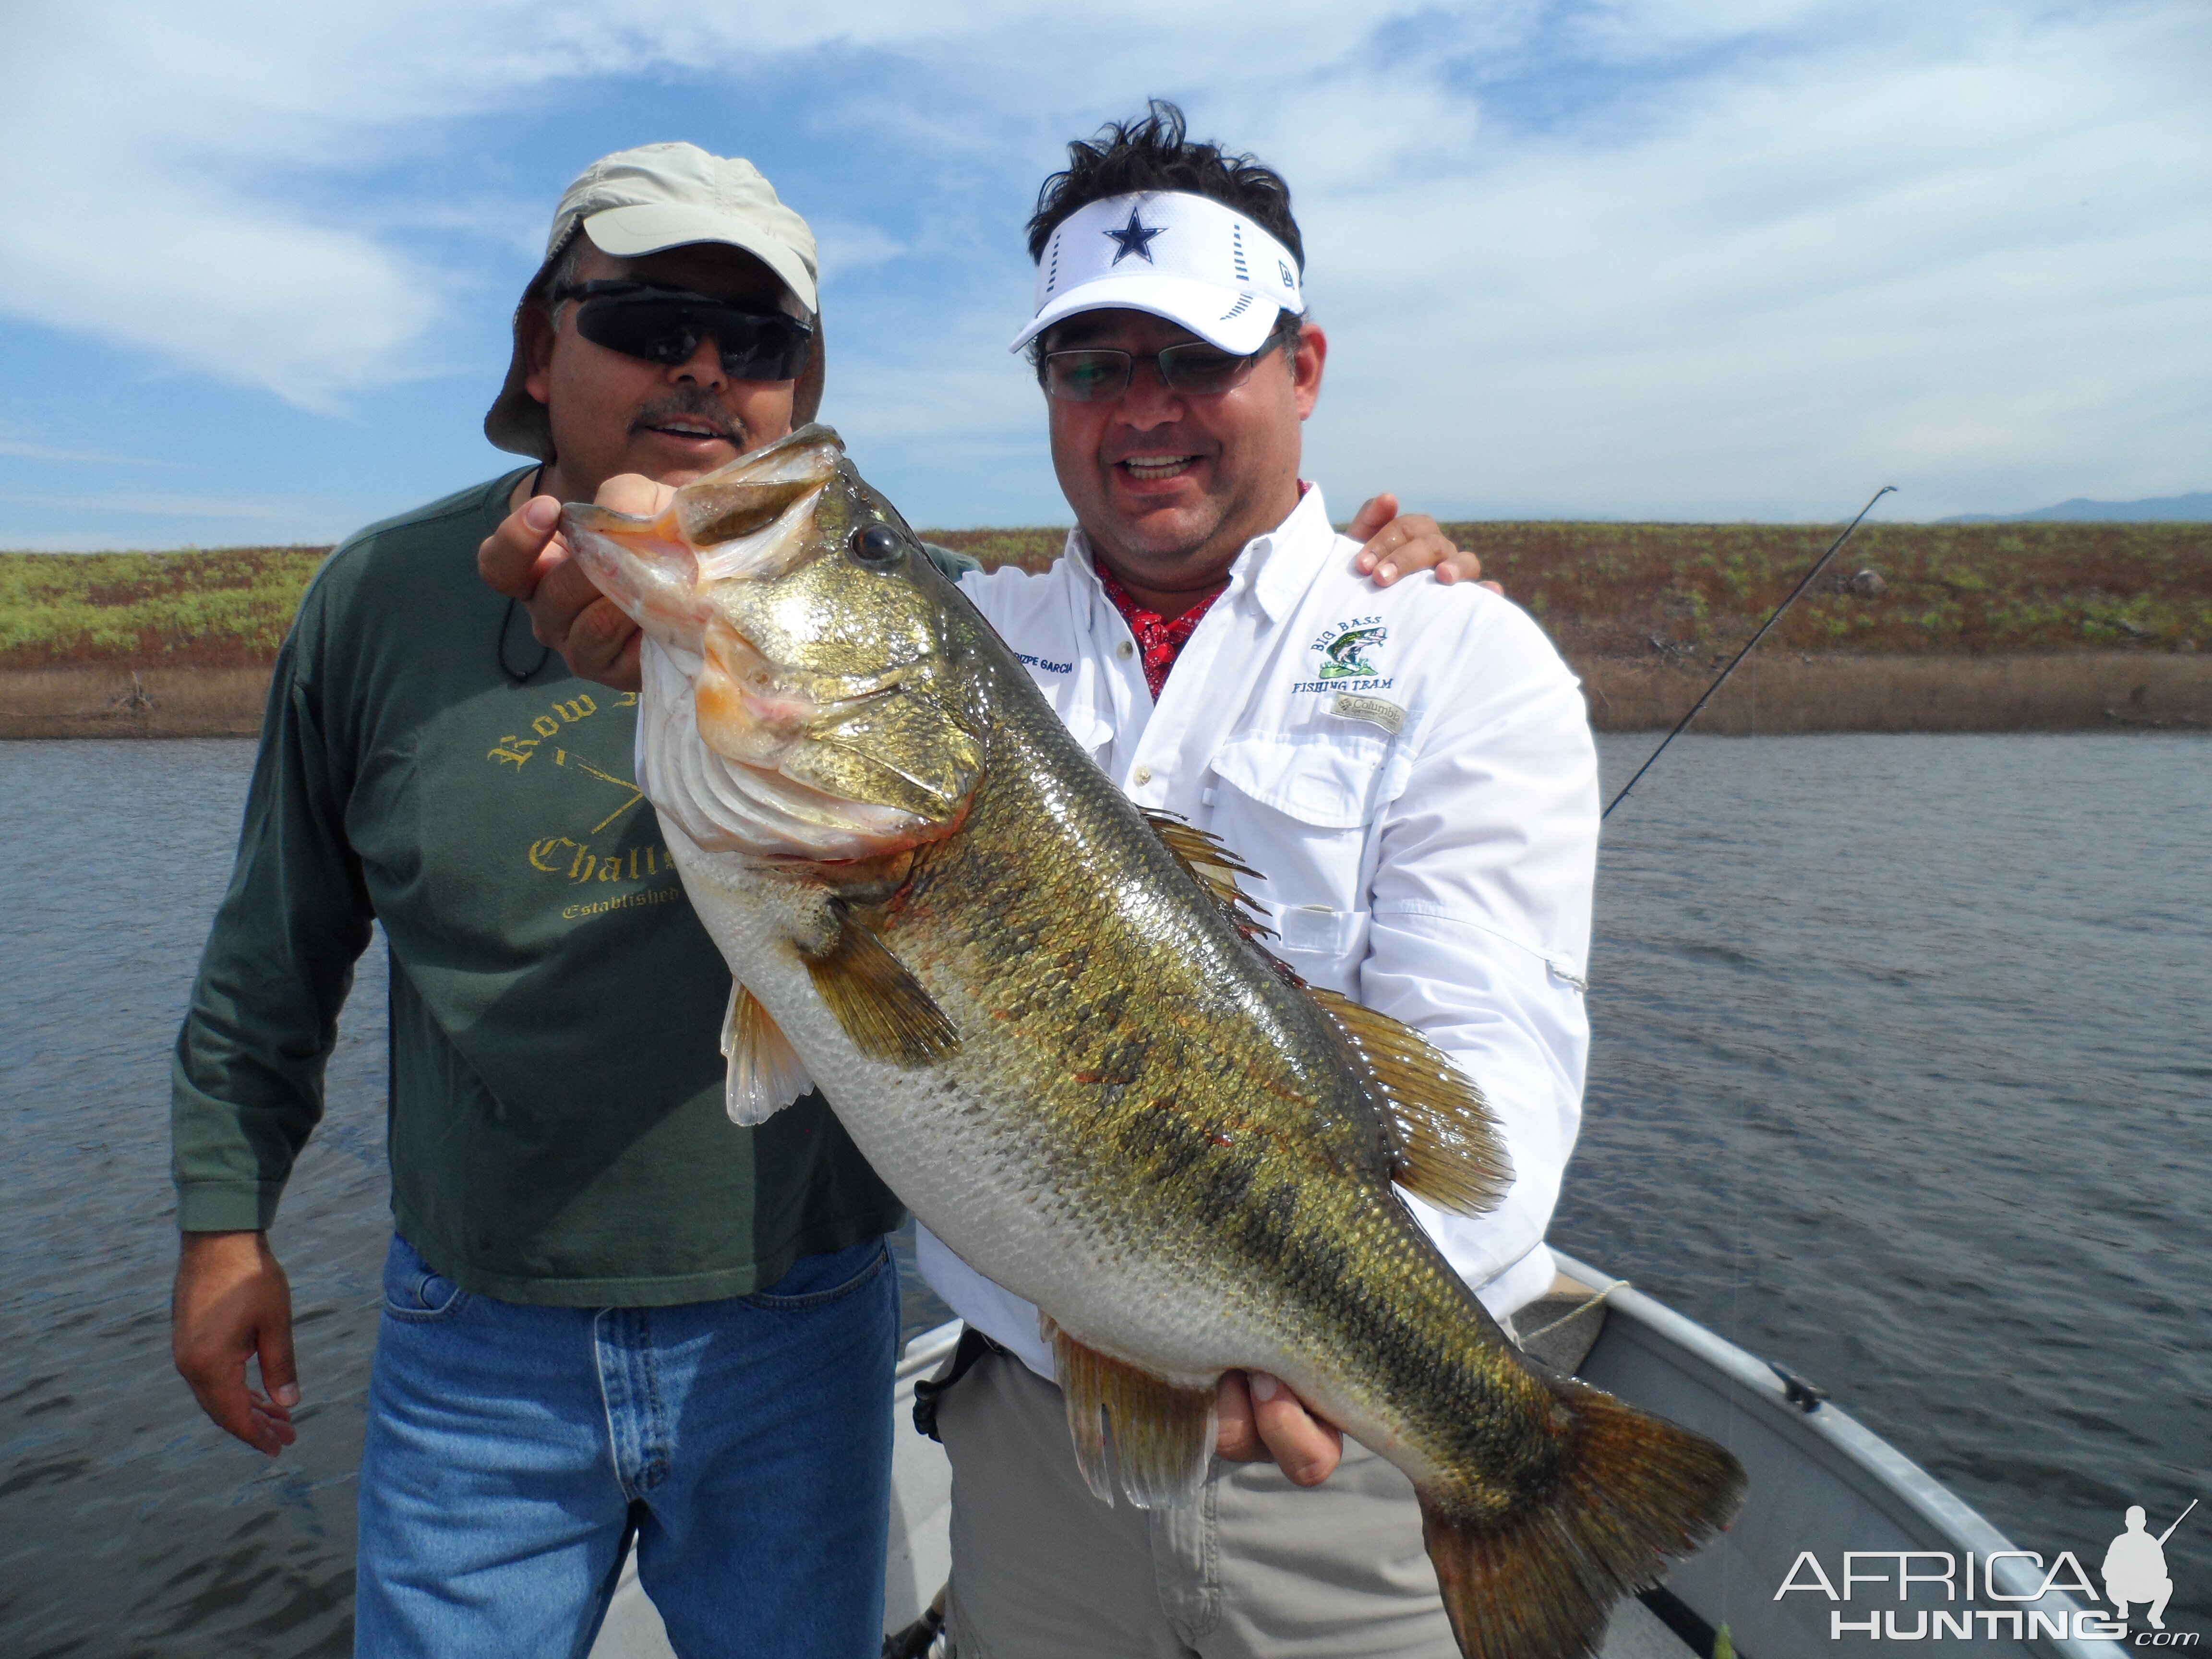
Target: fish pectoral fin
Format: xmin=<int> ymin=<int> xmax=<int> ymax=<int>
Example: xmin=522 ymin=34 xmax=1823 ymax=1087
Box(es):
xmin=799 ymin=906 xmax=959 ymax=1065
xmin=721 ymin=982 xmax=815 ymax=1125
xmin=1046 ymin=1320 xmax=1218 ymax=1512
xmin=1306 ymin=987 xmax=1514 ymax=1218
xmin=1140 ymin=811 xmax=1274 ymax=938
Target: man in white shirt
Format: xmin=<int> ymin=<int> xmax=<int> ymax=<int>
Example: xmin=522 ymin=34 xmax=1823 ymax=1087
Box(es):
xmin=916 ymin=104 xmax=1599 ymax=1658
xmin=480 ymin=112 xmax=1575 ymax=1659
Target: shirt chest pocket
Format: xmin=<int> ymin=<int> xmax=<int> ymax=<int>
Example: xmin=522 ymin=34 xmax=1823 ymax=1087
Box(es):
xmin=1205 ymin=734 xmax=1391 ymax=990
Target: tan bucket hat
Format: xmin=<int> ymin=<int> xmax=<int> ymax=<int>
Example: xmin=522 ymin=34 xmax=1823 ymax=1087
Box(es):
xmin=485 ymin=142 xmax=827 ymax=460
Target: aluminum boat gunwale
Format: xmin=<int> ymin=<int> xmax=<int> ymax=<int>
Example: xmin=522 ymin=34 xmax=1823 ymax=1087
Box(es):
xmin=590 ymin=1257 xmax=2127 ymax=1659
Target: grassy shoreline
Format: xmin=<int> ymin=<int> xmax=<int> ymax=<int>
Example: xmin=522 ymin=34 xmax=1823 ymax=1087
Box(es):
xmin=4 ymin=523 xmax=2206 ymax=735
xmin=928 ymin=520 xmax=2212 ymax=658
xmin=5 ymin=520 xmax=2204 ymax=674
xmin=0 ymin=545 xmax=327 ymax=671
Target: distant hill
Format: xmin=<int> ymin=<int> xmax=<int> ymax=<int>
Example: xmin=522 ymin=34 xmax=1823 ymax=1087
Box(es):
xmin=1939 ymin=491 xmax=2212 ymax=524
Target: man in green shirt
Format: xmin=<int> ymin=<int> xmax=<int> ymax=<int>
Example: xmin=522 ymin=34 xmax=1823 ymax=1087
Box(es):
xmin=172 ymin=141 xmax=1479 ymax=1656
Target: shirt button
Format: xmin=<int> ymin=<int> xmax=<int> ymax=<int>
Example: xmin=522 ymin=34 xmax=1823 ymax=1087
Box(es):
xmin=1117 ymin=640 xmax=1135 ymax=660
xmin=1133 ymin=765 xmax=1153 ymax=786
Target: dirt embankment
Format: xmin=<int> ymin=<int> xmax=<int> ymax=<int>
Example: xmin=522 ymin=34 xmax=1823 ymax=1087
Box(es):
xmin=0 ymin=668 xmax=272 ymax=739
xmin=6 ymin=655 xmax=2204 ymax=740
xmin=1576 ymin=653 xmax=2209 ymax=733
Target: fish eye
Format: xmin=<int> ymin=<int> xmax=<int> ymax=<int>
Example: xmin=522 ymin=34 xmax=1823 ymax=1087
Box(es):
xmin=851 ymin=524 xmax=904 ymax=566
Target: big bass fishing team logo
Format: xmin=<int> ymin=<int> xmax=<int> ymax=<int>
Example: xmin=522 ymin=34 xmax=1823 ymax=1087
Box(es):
xmin=1293 ymin=616 xmax=1396 ymax=696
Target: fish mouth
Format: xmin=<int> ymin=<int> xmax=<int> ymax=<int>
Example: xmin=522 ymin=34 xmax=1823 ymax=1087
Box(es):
xmin=567 ymin=423 xmax=985 ymax=857
xmin=563 ymin=457 xmax=839 ymax=657
xmin=564 ymin=507 xmax=710 ymax=657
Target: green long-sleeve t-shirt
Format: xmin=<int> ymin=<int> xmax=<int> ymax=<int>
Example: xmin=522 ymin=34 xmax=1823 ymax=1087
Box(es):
xmin=171 ymin=469 xmax=979 ymax=1304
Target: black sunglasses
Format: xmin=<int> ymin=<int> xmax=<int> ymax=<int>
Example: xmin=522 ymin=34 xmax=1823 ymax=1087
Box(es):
xmin=1038 ymin=338 xmax=1281 ymax=403
xmin=554 ymin=280 xmax=815 ymax=382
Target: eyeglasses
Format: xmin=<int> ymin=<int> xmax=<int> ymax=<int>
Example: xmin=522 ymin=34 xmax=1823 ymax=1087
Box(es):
xmin=553 ymin=280 xmax=815 ymax=382
xmin=1039 ymin=341 xmax=1271 ymax=403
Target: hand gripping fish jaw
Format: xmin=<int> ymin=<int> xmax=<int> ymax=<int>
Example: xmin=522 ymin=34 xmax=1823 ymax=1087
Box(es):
xmin=563 ymin=425 xmax=987 ymax=865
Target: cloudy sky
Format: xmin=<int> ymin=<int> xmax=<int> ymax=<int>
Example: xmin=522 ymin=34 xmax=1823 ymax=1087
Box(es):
xmin=1 ymin=0 xmax=2204 ymax=549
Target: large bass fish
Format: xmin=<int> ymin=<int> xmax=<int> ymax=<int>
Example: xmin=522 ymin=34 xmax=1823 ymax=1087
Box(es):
xmin=565 ymin=426 xmax=1743 ymax=1659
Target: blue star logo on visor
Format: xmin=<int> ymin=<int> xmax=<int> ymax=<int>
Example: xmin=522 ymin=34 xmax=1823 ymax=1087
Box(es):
xmin=1104 ymin=207 xmax=1166 ymax=264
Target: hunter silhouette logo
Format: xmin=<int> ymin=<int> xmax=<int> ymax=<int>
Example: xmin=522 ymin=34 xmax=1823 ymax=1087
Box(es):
xmin=2106 ymin=1501 xmax=2193 ymax=1632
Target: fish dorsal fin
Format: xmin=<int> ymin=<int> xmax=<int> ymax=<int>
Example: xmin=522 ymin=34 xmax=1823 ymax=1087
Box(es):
xmin=1141 ymin=810 xmax=1274 ymax=938
xmin=1304 ymin=987 xmax=1513 ymax=1218
xmin=800 ymin=905 xmax=959 ymax=1065
xmin=720 ymin=982 xmax=814 ymax=1125
xmin=1044 ymin=1317 xmax=1218 ymax=1511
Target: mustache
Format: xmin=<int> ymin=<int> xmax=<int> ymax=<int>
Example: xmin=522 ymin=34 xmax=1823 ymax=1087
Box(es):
xmin=630 ymin=391 xmax=745 ymax=446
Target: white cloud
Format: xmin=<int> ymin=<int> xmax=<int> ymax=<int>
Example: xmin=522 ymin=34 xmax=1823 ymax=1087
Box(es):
xmin=0 ymin=0 xmax=2202 ymax=518
xmin=0 ymin=438 xmax=161 ymax=465
xmin=1565 ymin=0 xmax=1844 ymax=60
xmin=1285 ymin=3 xmax=2212 ymax=517
xmin=811 ymin=219 xmax=909 ymax=287
xmin=0 ymin=0 xmax=1407 ymax=408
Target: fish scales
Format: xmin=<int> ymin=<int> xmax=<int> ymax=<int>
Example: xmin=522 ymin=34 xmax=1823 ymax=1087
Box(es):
xmin=878 ymin=708 xmax=1552 ymax=1496
xmin=566 ymin=426 xmax=1745 ymax=1659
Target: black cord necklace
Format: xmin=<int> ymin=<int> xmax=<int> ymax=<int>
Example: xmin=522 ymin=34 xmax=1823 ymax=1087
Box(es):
xmin=496 ymin=467 xmax=555 ymax=685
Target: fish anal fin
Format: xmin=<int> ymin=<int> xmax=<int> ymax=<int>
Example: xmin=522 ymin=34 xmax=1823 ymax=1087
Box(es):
xmin=720 ymin=982 xmax=814 ymax=1125
xmin=1046 ymin=1321 xmax=1218 ymax=1512
xmin=800 ymin=906 xmax=958 ymax=1065
xmin=1419 ymin=1377 xmax=1745 ymax=1659
xmin=1140 ymin=810 xmax=1275 ymax=938
xmin=1306 ymin=986 xmax=1513 ymax=1218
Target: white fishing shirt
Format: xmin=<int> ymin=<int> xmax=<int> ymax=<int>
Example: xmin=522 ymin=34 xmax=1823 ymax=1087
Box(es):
xmin=916 ymin=483 xmax=1599 ymax=1381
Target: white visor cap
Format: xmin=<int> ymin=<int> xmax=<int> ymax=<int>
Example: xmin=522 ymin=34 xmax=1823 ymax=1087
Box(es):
xmin=1009 ymin=191 xmax=1304 ymax=358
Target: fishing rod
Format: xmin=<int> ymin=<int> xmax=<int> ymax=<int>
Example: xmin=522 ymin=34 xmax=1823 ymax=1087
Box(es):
xmin=1602 ymin=484 xmax=1897 ymax=820
xmin=2157 ymin=1499 xmax=2197 ymax=1546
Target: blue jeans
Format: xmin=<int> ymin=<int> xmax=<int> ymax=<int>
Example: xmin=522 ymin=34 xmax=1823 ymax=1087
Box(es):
xmin=356 ymin=1233 xmax=898 ymax=1658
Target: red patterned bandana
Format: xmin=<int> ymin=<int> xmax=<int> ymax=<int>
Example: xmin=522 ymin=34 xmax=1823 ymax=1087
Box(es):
xmin=1095 ymin=562 xmax=1225 ymax=700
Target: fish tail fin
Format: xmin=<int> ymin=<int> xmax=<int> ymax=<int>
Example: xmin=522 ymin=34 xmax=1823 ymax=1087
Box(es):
xmin=1419 ymin=1379 xmax=1745 ymax=1659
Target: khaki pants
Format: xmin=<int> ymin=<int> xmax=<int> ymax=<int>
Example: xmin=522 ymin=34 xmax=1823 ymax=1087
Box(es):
xmin=937 ymin=1348 xmax=1457 ymax=1659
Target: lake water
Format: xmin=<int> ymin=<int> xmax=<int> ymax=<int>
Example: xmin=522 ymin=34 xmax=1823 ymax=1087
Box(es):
xmin=1 ymin=733 xmax=2205 ymax=1655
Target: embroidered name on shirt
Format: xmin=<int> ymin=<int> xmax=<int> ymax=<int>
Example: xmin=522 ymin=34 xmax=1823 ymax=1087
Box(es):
xmin=1013 ymin=651 xmax=1074 ymax=674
